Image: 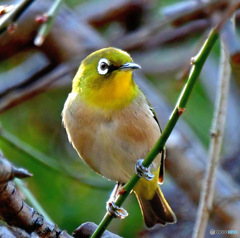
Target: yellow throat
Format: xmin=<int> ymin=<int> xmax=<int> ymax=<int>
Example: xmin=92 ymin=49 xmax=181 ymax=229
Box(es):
xmin=84 ymin=71 xmax=139 ymax=110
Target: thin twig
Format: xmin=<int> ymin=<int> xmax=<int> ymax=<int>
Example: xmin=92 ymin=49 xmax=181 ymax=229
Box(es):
xmin=34 ymin=0 xmax=63 ymax=46
xmin=0 ymin=5 xmax=15 ymax=16
xmin=220 ymin=15 xmax=240 ymax=62
xmin=0 ymin=0 xmax=35 ymax=35
xmin=192 ymin=20 xmax=232 ymax=238
xmin=90 ymin=28 xmax=219 ymax=238
xmin=91 ymin=2 xmax=240 ymax=236
xmin=215 ymin=1 xmax=240 ymax=32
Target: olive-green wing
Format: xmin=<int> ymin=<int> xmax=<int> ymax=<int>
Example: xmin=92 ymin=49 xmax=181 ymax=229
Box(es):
xmin=148 ymin=104 xmax=165 ymax=184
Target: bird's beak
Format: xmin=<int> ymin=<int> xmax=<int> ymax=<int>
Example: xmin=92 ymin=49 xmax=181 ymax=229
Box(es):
xmin=120 ymin=62 xmax=141 ymax=71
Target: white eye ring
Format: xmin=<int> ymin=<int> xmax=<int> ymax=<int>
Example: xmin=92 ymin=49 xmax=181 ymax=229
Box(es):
xmin=97 ymin=58 xmax=110 ymax=75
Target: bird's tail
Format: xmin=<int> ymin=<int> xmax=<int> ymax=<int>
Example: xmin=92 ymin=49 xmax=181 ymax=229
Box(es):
xmin=136 ymin=186 xmax=176 ymax=228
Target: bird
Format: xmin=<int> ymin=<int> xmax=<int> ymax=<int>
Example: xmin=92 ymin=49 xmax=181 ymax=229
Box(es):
xmin=62 ymin=47 xmax=176 ymax=228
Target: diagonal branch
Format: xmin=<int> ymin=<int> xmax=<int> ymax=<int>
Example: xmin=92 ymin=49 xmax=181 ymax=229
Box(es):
xmin=192 ymin=19 xmax=232 ymax=238
xmin=0 ymin=0 xmax=35 ymax=34
xmin=0 ymin=155 xmax=121 ymax=237
xmin=90 ymin=25 xmax=218 ymax=238
xmin=34 ymin=0 xmax=63 ymax=46
xmin=90 ymin=2 xmax=240 ymax=236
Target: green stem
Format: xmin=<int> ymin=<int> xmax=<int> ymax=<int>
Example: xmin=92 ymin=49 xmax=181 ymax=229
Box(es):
xmin=91 ymin=29 xmax=218 ymax=238
xmin=34 ymin=0 xmax=63 ymax=46
xmin=0 ymin=0 xmax=36 ymax=35
xmin=15 ymin=178 xmax=53 ymax=223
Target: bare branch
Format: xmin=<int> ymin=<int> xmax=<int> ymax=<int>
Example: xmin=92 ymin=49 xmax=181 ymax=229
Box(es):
xmin=0 ymin=0 xmax=36 ymax=35
xmin=0 ymin=155 xmax=121 ymax=237
xmin=215 ymin=1 xmax=240 ymax=31
xmin=192 ymin=20 xmax=232 ymax=238
xmin=34 ymin=0 xmax=63 ymax=46
xmin=220 ymin=16 xmax=240 ymax=64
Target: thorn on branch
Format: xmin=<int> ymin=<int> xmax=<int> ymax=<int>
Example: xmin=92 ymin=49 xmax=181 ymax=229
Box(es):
xmin=0 ymin=5 xmax=14 ymax=16
xmin=178 ymin=107 xmax=186 ymax=115
xmin=0 ymin=6 xmax=7 ymax=16
xmin=34 ymin=0 xmax=63 ymax=47
xmin=7 ymin=23 xmax=16 ymax=34
xmin=35 ymin=14 xmax=49 ymax=24
xmin=12 ymin=167 xmax=33 ymax=179
xmin=191 ymin=56 xmax=197 ymax=65
xmin=209 ymin=129 xmax=220 ymax=137
xmin=118 ymin=187 xmax=126 ymax=195
xmin=0 ymin=0 xmax=35 ymax=36
xmin=0 ymin=154 xmax=32 ymax=184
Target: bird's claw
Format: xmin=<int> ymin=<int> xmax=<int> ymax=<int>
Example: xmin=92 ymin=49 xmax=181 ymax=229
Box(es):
xmin=107 ymin=201 xmax=128 ymax=219
xmin=135 ymin=159 xmax=154 ymax=181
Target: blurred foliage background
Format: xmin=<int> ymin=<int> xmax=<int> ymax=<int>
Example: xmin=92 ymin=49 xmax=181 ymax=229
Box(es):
xmin=0 ymin=0 xmax=240 ymax=237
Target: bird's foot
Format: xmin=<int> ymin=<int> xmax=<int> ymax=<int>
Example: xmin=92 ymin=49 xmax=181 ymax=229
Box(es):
xmin=107 ymin=201 xmax=128 ymax=219
xmin=107 ymin=183 xmax=128 ymax=219
xmin=135 ymin=159 xmax=154 ymax=181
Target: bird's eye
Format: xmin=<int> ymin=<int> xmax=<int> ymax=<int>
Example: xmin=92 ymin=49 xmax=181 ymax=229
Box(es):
xmin=98 ymin=58 xmax=110 ymax=75
xmin=100 ymin=62 xmax=108 ymax=70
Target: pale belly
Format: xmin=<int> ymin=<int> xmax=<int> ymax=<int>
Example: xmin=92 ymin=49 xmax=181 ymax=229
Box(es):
xmin=62 ymin=92 xmax=161 ymax=184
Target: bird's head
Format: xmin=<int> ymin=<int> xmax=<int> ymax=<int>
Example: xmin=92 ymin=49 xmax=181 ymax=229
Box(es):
xmin=72 ymin=47 xmax=141 ymax=110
